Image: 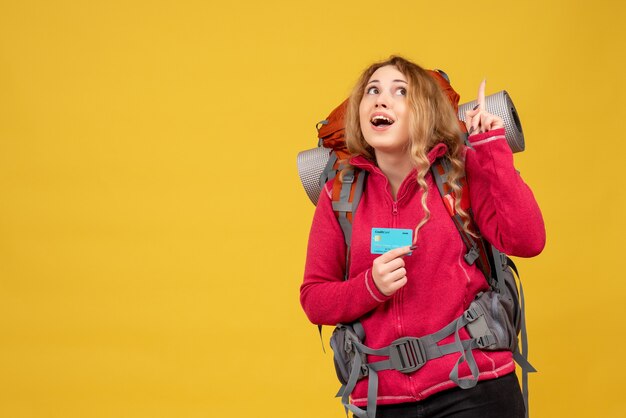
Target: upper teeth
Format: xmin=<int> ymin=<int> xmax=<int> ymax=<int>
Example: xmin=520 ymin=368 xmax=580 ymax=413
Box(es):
xmin=371 ymin=115 xmax=393 ymax=124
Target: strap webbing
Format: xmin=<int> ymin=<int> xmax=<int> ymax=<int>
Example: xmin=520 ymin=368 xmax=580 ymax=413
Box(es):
xmin=321 ymin=152 xmax=338 ymax=186
xmin=335 ymin=170 xmax=354 ymax=247
xmin=431 ymin=162 xmax=479 ymax=259
xmin=331 ymin=169 xmax=367 ymax=281
xmin=507 ymin=257 xmax=536 ymax=418
xmin=352 ymin=170 xmax=366 ymax=217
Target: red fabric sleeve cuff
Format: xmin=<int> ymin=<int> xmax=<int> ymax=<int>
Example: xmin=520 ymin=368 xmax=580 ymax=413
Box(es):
xmin=468 ymin=128 xmax=506 ymax=144
xmin=364 ymin=269 xmax=391 ymax=303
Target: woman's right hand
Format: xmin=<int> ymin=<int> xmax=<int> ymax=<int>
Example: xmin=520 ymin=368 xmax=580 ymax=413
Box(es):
xmin=464 ymin=79 xmax=504 ymax=134
xmin=371 ymin=246 xmax=412 ymax=296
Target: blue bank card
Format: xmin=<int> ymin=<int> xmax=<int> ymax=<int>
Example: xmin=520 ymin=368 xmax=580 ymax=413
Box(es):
xmin=371 ymin=228 xmax=413 ymax=255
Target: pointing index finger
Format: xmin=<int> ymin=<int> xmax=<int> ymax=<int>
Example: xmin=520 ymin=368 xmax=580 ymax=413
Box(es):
xmin=477 ymin=78 xmax=486 ymax=110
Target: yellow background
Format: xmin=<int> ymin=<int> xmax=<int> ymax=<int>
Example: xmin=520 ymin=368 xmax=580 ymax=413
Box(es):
xmin=1 ymin=1 xmax=624 ymax=417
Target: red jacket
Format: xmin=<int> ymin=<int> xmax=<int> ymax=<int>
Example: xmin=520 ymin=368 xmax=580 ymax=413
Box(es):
xmin=300 ymin=128 xmax=545 ymax=406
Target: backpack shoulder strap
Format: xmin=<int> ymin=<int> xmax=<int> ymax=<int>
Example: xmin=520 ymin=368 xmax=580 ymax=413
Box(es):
xmin=331 ymin=167 xmax=367 ymax=280
xmin=317 ymin=166 xmax=367 ymax=353
xmin=430 ymin=158 xmax=495 ymax=287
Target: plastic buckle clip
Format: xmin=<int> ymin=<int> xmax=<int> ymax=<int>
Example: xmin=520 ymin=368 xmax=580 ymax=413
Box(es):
xmin=389 ymin=337 xmax=427 ymax=374
xmin=464 ymin=305 xmax=483 ymax=322
xmin=499 ymin=252 xmax=508 ymax=270
xmin=464 ymin=247 xmax=480 ymax=265
xmin=476 ymin=334 xmax=496 ymax=348
xmin=342 ymin=171 xmax=355 ymax=184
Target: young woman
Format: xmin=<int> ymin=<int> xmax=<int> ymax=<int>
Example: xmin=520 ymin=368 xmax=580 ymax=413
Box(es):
xmin=300 ymin=56 xmax=545 ymax=418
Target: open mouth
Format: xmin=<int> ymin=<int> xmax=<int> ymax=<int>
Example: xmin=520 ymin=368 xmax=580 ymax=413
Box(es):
xmin=370 ymin=114 xmax=395 ymax=127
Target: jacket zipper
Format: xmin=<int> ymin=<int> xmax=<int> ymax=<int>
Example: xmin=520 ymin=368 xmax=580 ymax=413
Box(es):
xmin=390 ymin=199 xmax=412 ymax=396
xmin=391 ymin=201 xmax=398 ymax=228
xmin=390 ymin=199 xmax=405 ymax=339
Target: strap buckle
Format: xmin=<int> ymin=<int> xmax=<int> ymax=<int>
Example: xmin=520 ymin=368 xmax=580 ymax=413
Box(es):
xmin=499 ymin=252 xmax=508 ymax=270
xmin=342 ymin=171 xmax=355 ymax=184
xmin=475 ymin=334 xmax=496 ymax=348
xmin=464 ymin=304 xmax=484 ymax=322
xmin=389 ymin=337 xmax=426 ymax=374
xmin=464 ymin=246 xmax=480 ymax=265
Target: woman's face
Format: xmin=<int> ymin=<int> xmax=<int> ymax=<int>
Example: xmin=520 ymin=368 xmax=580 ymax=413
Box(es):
xmin=359 ymin=65 xmax=410 ymax=156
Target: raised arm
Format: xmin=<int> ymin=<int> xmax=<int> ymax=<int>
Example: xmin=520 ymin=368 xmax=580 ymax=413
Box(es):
xmin=462 ymin=80 xmax=545 ymax=256
xmin=464 ymin=129 xmax=545 ymax=257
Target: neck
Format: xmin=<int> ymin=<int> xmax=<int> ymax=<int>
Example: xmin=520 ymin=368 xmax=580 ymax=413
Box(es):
xmin=375 ymin=151 xmax=414 ymax=200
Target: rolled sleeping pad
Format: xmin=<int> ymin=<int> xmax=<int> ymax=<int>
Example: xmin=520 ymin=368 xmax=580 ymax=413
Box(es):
xmin=296 ymin=146 xmax=332 ymax=205
xmin=297 ymin=90 xmax=524 ymax=206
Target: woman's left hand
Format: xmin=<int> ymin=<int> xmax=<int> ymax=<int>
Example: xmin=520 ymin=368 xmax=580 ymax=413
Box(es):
xmin=464 ymin=79 xmax=504 ymax=135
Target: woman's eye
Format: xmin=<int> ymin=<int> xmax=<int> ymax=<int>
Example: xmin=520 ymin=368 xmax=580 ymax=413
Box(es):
xmin=366 ymin=86 xmax=379 ymax=95
xmin=395 ymin=88 xmax=407 ymax=96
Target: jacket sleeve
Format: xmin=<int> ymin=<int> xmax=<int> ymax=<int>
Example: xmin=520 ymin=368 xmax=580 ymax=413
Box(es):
xmin=465 ymin=128 xmax=546 ymax=257
xmin=300 ymin=181 xmax=391 ymax=326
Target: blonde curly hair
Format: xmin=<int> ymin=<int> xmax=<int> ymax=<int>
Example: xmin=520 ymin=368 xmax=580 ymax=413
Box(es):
xmin=345 ymin=56 xmax=472 ymax=239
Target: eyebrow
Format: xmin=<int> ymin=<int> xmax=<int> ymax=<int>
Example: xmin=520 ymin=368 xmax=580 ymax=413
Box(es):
xmin=367 ymin=79 xmax=408 ymax=84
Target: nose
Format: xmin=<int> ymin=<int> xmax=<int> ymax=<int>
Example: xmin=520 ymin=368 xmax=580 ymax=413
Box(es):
xmin=375 ymin=92 xmax=389 ymax=108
